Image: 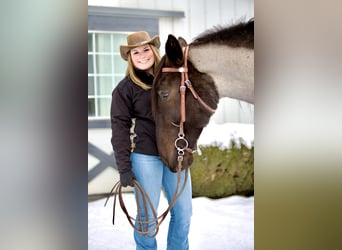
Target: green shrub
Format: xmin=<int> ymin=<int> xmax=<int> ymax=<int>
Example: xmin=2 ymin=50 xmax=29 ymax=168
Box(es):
xmin=190 ymin=140 xmax=254 ymax=198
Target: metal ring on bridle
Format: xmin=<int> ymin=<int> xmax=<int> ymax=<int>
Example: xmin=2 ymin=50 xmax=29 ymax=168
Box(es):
xmin=174 ymin=136 xmax=189 ymax=155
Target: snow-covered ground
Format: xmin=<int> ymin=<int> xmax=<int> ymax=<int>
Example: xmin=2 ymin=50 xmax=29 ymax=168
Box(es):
xmin=88 ymin=122 xmax=254 ymax=249
xmin=88 ymin=194 xmax=254 ymax=250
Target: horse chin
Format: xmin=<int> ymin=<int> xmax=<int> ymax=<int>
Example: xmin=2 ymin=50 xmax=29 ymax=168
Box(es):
xmin=169 ymin=153 xmax=194 ymax=173
xmin=181 ymin=154 xmax=194 ymax=170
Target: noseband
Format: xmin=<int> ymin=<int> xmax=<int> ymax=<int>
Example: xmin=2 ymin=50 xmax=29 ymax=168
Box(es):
xmin=162 ymin=46 xmax=216 ymax=164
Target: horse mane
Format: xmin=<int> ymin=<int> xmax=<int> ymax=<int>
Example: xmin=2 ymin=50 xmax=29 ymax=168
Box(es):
xmin=191 ymin=18 xmax=254 ymax=49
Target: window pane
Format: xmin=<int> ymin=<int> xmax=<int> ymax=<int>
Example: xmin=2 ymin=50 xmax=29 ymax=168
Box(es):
xmin=114 ymin=55 xmax=127 ymax=73
xmin=96 ymin=33 xmax=111 ymax=52
xmin=98 ymin=98 xmax=111 ymax=117
xmin=88 ymin=98 xmax=95 ymax=117
xmin=88 ymin=33 xmax=93 ymax=52
xmin=113 ymin=34 xmax=127 ymax=53
xmin=96 ymin=55 xmax=112 ymax=74
xmin=97 ymin=76 xmax=113 ymax=95
xmin=88 ymin=76 xmax=94 ymax=95
xmin=88 ymin=55 xmax=94 ymax=74
xmin=88 ymin=32 xmax=136 ymax=119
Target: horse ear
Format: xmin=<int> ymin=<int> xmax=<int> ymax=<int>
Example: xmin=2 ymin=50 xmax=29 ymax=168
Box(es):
xmin=165 ymin=34 xmax=183 ymax=66
xmin=178 ymin=37 xmax=188 ymax=48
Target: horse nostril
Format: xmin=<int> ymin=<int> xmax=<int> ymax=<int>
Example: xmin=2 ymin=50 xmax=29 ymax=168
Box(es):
xmin=159 ymin=90 xmax=169 ymax=101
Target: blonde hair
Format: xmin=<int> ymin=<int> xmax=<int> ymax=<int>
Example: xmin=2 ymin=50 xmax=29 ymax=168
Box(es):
xmin=126 ymin=45 xmax=161 ymax=90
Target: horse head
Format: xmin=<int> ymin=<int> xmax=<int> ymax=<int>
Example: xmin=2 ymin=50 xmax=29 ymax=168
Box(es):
xmin=152 ymin=35 xmax=219 ymax=172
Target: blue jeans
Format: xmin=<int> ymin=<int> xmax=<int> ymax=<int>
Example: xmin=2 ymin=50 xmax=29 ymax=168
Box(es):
xmin=130 ymin=152 xmax=192 ymax=250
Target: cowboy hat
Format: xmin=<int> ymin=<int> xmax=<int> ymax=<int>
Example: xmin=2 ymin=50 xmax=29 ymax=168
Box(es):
xmin=120 ymin=31 xmax=160 ymax=61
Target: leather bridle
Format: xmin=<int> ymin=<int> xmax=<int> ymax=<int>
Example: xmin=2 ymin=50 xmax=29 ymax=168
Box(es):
xmin=162 ymin=45 xmax=216 ymax=164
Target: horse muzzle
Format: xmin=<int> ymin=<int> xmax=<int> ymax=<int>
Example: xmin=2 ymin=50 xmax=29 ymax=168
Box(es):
xmin=168 ymin=151 xmax=193 ymax=173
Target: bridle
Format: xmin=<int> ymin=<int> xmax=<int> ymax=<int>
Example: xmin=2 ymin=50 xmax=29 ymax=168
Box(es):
xmin=162 ymin=45 xmax=216 ymax=164
xmin=104 ymin=45 xmax=216 ymax=238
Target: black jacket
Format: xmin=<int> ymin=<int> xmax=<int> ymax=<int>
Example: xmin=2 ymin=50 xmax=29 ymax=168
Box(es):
xmin=110 ymin=70 xmax=158 ymax=174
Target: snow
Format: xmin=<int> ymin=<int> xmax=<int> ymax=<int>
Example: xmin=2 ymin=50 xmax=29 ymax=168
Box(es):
xmin=88 ymin=122 xmax=254 ymax=249
xmin=198 ymin=122 xmax=254 ymax=149
xmin=88 ymin=194 xmax=254 ymax=250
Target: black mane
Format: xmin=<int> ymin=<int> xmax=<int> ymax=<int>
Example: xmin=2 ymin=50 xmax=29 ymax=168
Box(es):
xmin=191 ymin=18 xmax=254 ymax=49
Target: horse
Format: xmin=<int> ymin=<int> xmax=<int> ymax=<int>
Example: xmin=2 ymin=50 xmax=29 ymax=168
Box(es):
xmin=152 ymin=19 xmax=254 ymax=172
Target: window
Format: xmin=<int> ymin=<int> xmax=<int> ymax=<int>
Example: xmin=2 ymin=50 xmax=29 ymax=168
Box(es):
xmin=87 ymin=6 xmax=183 ymax=126
xmin=88 ymin=32 xmax=128 ymax=118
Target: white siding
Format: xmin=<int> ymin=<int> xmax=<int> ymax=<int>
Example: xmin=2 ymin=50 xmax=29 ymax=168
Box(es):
xmin=88 ymin=0 xmax=254 ymax=40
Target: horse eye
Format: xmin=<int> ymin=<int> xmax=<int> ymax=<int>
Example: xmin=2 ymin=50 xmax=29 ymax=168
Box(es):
xmin=158 ymin=90 xmax=169 ymax=101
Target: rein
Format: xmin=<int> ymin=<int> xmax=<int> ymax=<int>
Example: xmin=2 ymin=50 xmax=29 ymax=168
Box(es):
xmin=104 ymin=166 xmax=188 ymax=238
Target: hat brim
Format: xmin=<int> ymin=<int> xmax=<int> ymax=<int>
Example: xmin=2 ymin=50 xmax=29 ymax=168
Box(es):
xmin=120 ymin=35 xmax=160 ymax=61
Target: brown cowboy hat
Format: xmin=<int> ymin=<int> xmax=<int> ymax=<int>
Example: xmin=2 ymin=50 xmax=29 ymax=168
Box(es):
xmin=120 ymin=31 xmax=160 ymax=61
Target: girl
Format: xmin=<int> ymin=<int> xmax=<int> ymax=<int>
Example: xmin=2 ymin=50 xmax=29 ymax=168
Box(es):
xmin=110 ymin=31 xmax=192 ymax=250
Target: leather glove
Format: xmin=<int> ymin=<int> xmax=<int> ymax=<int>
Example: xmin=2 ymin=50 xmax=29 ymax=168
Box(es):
xmin=120 ymin=170 xmax=136 ymax=187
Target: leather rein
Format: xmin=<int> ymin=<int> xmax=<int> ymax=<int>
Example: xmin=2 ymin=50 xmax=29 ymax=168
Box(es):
xmin=104 ymin=171 xmax=188 ymax=238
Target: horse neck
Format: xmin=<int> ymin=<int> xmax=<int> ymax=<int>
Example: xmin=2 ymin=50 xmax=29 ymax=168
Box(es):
xmin=188 ymin=44 xmax=254 ymax=104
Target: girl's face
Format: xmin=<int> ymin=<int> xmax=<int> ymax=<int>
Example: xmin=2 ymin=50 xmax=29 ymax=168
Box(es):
xmin=130 ymin=44 xmax=155 ymax=73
